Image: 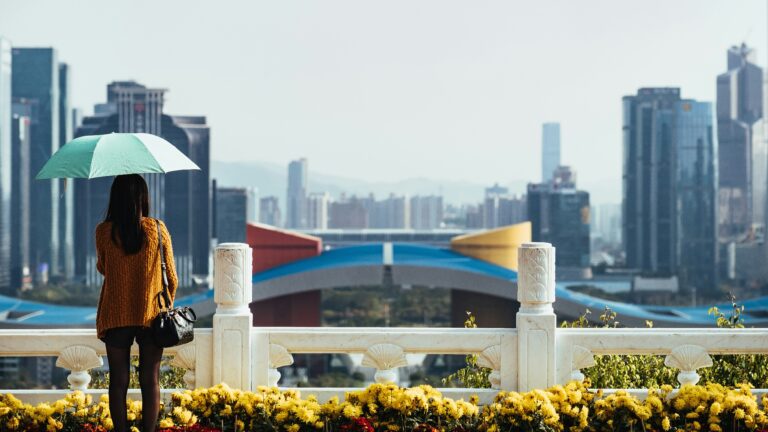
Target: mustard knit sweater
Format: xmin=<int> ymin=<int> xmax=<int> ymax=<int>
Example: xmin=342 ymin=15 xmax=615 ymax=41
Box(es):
xmin=95 ymin=218 xmax=179 ymax=339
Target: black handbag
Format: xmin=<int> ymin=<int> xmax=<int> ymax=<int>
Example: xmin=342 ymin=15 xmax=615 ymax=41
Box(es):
xmin=150 ymin=219 xmax=196 ymax=348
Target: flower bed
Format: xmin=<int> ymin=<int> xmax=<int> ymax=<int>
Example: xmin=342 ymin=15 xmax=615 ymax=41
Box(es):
xmin=1 ymin=381 xmax=768 ymax=431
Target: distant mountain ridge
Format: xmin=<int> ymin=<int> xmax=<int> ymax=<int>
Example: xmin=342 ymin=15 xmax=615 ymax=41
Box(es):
xmin=211 ymin=160 xmax=529 ymax=206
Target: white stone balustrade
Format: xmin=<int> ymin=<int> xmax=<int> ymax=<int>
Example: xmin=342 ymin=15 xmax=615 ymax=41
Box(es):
xmin=55 ymin=345 xmax=103 ymax=391
xmin=664 ymin=345 xmax=713 ymax=386
xmin=3 ymin=242 xmax=768 ymax=403
xmin=361 ymin=343 xmax=408 ymax=383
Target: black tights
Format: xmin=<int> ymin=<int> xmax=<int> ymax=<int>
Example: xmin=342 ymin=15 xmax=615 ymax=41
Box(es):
xmin=107 ymin=341 xmax=164 ymax=432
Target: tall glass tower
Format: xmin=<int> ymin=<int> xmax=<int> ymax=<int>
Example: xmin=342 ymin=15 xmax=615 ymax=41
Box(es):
xmin=11 ymin=47 xmax=60 ymax=284
xmin=622 ymin=88 xmax=717 ymax=292
xmin=542 ymin=122 xmax=561 ymax=182
xmin=716 ymin=43 xmax=764 ymax=241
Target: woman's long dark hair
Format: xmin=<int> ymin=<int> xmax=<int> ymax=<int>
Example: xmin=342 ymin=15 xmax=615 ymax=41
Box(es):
xmin=104 ymin=174 xmax=150 ymax=254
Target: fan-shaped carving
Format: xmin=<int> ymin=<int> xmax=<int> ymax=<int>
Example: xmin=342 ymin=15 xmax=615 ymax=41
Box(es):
xmin=56 ymin=346 xmax=103 ymax=372
xmin=361 ymin=343 xmax=407 ymax=370
xmin=477 ymin=345 xmax=501 ymax=371
xmin=170 ymin=346 xmax=196 ymax=370
xmin=664 ymin=345 xmax=712 ymax=371
xmin=572 ymin=346 xmax=596 ymax=370
xmin=269 ymin=344 xmax=294 ymax=369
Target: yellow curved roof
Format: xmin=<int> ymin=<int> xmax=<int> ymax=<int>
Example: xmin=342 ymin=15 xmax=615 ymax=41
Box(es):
xmin=450 ymin=222 xmax=531 ymax=271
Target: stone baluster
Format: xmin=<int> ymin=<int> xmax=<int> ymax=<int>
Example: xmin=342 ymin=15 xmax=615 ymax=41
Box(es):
xmin=569 ymin=346 xmax=596 ymax=382
xmin=213 ymin=243 xmax=254 ymax=391
xmin=268 ymin=344 xmax=294 ymax=387
xmin=516 ymin=242 xmax=557 ymax=391
xmin=55 ymin=345 xmax=103 ymax=391
xmin=361 ymin=343 xmax=408 ymax=383
xmin=664 ymin=345 xmax=713 ymax=386
xmin=170 ymin=345 xmax=197 ymax=389
xmin=477 ymin=345 xmax=502 ymax=389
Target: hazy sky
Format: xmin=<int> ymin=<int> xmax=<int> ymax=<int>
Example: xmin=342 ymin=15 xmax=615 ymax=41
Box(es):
xmin=2 ymin=0 xmax=767 ymax=204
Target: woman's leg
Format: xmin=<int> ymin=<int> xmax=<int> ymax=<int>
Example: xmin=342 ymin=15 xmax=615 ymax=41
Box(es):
xmin=138 ymin=336 xmax=164 ymax=432
xmin=106 ymin=344 xmax=132 ymax=432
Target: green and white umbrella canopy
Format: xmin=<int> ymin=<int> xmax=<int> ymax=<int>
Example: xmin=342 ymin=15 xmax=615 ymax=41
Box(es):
xmin=36 ymin=133 xmax=201 ymax=179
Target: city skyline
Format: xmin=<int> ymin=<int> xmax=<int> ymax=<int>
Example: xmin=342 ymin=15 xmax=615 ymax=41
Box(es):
xmin=2 ymin=1 xmax=767 ymax=205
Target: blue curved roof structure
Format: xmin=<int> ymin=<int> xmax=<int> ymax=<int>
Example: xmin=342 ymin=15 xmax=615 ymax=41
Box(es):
xmin=2 ymin=243 xmax=768 ymax=327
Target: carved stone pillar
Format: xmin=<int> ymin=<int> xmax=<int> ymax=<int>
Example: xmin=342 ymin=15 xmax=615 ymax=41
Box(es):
xmin=516 ymin=242 xmax=557 ymax=391
xmin=213 ymin=243 xmax=254 ymax=391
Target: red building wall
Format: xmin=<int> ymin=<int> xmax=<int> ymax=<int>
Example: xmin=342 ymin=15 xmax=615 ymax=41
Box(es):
xmin=246 ymin=224 xmax=323 ymax=326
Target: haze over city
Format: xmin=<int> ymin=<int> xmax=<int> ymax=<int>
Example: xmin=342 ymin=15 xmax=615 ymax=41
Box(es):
xmin=3 ymin=0 xmax=767 ymax=204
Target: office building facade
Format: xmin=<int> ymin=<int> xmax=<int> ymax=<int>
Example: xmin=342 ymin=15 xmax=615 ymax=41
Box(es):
xmin=527 ymin=181 xmax=590 ymax=275
xmin=623 ymin=88 xmax=717 ymax=291
xmin=215 ymin=186 xmax=248 ymax=244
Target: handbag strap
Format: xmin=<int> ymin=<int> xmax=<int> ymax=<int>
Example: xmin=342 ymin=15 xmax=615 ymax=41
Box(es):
xmin=155 ymin=219 xmax=172 ymax=310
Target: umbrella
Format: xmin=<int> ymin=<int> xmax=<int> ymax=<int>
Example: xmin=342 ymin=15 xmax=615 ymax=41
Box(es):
xmin=35 ymin=133 xmax=200 ymax=179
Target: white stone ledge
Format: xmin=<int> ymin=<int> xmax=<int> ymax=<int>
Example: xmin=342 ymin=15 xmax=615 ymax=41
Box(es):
xmin=558 ymin=328 xmax=768 ymax=354
xmin=0 ymin=329 xmax=213 ymax=356
xmin=262 ymin=327 xmax=513 ymax=354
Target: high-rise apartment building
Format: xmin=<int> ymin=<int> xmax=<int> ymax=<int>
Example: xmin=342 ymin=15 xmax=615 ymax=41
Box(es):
xmin=370 ymin=194 xmax=410 ymax=229
xmin=75 ymin=81 xmax=211 ymax=288
xmin=0 ymin=38 xmax=11 ymax=294
xmin=307 ymin=192 xmax=330 ymax=230
xmin=542 ymin=122 xmax=561 ymax=182
xmin=11 ymin=48 xmax=60 ymax=283
xmin=246 ymin=187 xmax=258 ymax=222
xmin=410 ymin=195 xmax=444 ymax=229
xmin=717 ymin=43 xmax=764 ymax=241
xmin=214 ymin=185 xmax=248 ymax=244
xmin=623 ymin=88 xmax=717 ymax=291
xmin=329 ymin=196 xmax=368 ymax=229
xmin=259 ymin=196 xmax=281 ymax=227
xmin=286 ymin=159 xmax=308 ymax=229
xmin=481 ymin=184 xmax=526 ymax=229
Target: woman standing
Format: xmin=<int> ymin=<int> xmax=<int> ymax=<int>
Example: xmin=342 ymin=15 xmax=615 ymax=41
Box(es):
xmin=95 ymin=174 xmax=178 ymax=432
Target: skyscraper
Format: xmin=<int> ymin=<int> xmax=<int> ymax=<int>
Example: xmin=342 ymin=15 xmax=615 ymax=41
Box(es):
xmin=74 ymin=81 xmax=211 ymax=288
xmin=623 ymin=88 xmax=717 ymax=291
xmin=286 ymin=159 xmax=308 ymax=229
xmin=542 ymin=122 xmax=561 ymax=182
xmin=0 ymin=38 xmax=11 ymax=294
xmin=717 ymin=43 xmax=764 ymax=241
xmin=11 ymin=48 xmax=60 ymax=284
